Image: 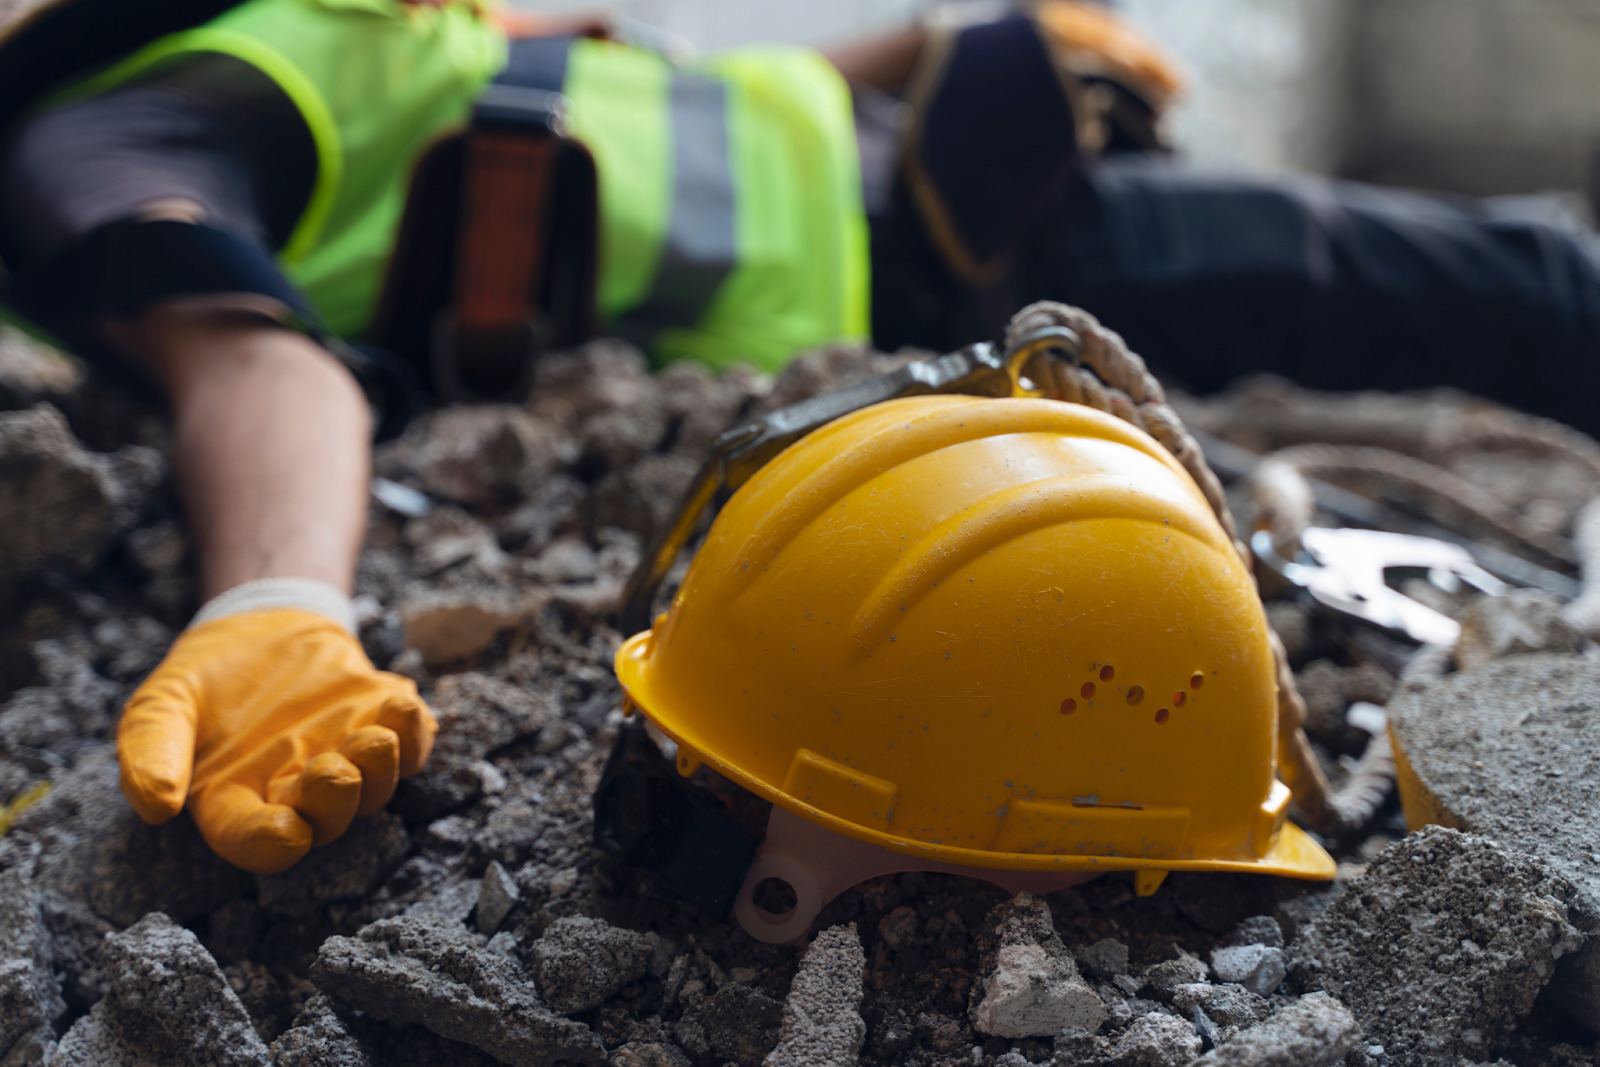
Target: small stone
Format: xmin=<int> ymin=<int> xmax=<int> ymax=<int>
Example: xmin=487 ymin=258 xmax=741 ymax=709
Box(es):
xmin=1142 ymin=956 xmax=1208 ymax=1002
xmin=528 ymin=916 xmax=655 ymax=1015
xmin=969 ymin=893 xmax=1106 ymax=1038
xmin=1221 ymin=916 xmax=1284 ymax=950
xmin=764 ymin=924 xmax=865 ymax=1067
xmin=1208 ymin=945 xmax=1286 ymax=997
xmin=476 ymin=861 xmax=521 ymax=934
xmin=1188 ymin=991 xmax=1360 ymax=1066
xmin=1109 ymin=1012 xmax=1202 ymax=1067
xmin=1073 ymin=938 xmax=1131 ymax=979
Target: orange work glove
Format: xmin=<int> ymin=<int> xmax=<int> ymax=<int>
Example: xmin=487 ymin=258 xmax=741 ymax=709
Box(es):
xmin=117 ymin=607 xmax=436 ymax=874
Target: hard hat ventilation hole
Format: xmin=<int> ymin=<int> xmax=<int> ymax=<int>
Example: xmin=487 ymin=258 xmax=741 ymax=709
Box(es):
xmin=1173 ymin=692 xmax=1187 ymax=708
xmin=1099 ymin=665 xmax=1116 ymax=682
xmin=1154 ymin=707 xmax=1170 ymax=724
xmin=1059 ymin=698 xmax=1078 ymax=715
xmin=1190 ymin=672 xmax=1205 ymax=690
xmin=1125 ymin=686 xmax=1144 ymax=706
xmin=1080 ymin=682 xmax=1096 ymax=699
xmin=751 ymin=876 xmax=799 ymax=920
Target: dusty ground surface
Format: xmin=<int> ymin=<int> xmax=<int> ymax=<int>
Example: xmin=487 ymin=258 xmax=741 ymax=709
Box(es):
xmin=1 ymin=329 xmax=1598 ymax=1067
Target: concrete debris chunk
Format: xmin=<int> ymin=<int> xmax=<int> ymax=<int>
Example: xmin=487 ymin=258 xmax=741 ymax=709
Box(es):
xmin=1386 ymin=653 xmax=1600 ymax=1030
xmin=475 ymin=861 xmax=520 ymax=934
xmin=1293 ymin=826 xmax=1585 ymax=1065
xmin=0 ymin=869 xmax=63 ymax=1066
xmin=764 ymin=924 xmax=866 ymax=1067
xmin=1188 ymin=991 xmax=1360 ymax=1067
xmin=51 ymin=912 xmax=268 ymax=1067
xmin=1142 ymin=955 xmax=1209 ymax=1002
xmin=1109 ymin=1012 xmax=1203 ymax=1067
xmin=1073 ymin=937 xmax=1131 ymax=979
xmin=310 ymin=915 xmax=606 ymax=1066
xmin=969 ymin=892 xmax=1106 ymax=1038
xmin=1454 ymin=589 xmax=1581 ymax=671
xmin=528 ymin=915 xmax=655 ymax=1015
xmin=255 ymin=813 xmax=408 ymax=917
xmin=1208 ymin=944 xmax=1287 ymax=997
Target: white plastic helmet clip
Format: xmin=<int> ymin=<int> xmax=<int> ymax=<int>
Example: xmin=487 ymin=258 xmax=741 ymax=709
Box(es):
xmin=733 ymin=806 xmax=1099 ymax=944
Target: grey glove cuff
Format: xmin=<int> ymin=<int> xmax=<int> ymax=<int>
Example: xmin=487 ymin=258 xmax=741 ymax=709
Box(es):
xmin=189 ymin=577 xmax=357 ymax=635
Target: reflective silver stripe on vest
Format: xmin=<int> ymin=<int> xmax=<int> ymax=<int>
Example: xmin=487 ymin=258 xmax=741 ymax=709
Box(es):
xmin=612 ymin=71 xmax=736 ymax=343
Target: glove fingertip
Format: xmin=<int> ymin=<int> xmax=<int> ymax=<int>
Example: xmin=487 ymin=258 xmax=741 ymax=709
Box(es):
xmin=378 ymin=688 xmax=438 ymax=778
xmin=226 ymin=808 xmax=315 ymax=875
xmin=119 ymin=762 xmax=188 ymax=825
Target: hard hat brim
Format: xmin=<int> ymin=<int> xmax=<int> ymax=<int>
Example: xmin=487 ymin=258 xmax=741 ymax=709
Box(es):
xmin=617 ymin=631 xmax=1338 ymax=883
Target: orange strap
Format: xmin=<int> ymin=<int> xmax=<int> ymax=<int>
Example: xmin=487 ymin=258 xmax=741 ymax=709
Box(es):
xmin=452 ymin=130 xmax=557 ymax=335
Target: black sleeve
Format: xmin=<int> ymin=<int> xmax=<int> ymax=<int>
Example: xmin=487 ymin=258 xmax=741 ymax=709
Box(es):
xmin=0 ymin=54 xmax=417 ymax=436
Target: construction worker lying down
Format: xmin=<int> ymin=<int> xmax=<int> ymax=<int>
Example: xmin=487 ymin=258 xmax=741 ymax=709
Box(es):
xmin=1 ymin=0 xmax=1598 ymax=912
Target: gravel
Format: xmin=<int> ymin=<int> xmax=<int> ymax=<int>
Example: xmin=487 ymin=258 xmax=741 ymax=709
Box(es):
xmin=5 ymin=344 xmax=1600 ymax=1066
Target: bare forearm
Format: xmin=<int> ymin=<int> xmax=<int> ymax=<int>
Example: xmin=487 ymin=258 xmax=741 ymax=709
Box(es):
xmin=123 ymin=310 xmax=370 ymax=599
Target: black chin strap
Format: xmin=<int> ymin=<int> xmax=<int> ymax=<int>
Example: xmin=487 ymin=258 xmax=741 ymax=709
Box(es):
xmin=592 ymin=720 xmax=759 ymax=920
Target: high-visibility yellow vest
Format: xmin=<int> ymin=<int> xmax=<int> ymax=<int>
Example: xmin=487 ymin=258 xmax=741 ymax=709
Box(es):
xmin=58 ymin=0 xmax=869 ymax=371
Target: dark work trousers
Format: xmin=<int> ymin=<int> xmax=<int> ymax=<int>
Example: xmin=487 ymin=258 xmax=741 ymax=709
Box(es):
xmin=872 ymin=156 xmax=1600 ymax=438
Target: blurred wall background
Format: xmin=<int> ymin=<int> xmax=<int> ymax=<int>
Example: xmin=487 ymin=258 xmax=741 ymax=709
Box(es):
xmin=514 ymin=0 xmax=1600 ymax=200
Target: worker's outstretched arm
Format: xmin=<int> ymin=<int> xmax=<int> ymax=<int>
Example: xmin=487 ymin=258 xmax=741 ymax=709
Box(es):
xmin=111 ymin=308 xmax=435 ymax=873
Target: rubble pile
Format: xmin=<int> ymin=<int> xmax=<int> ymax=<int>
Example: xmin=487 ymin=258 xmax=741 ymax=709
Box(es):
xmin=1 ymin=332 xmax=1598 ymax=1066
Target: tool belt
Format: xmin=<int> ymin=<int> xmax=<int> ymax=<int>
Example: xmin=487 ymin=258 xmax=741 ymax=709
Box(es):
xmin=368 ymin=40 xmax=601 ymax=404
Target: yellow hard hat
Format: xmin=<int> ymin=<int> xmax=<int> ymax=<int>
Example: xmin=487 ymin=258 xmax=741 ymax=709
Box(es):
xmin=616 ymin=394 xmax=1334 ymax=903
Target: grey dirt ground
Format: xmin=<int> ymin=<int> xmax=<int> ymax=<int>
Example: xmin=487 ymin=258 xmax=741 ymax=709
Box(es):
xmin=0 ymin=331 xmax=1598 ymax=1066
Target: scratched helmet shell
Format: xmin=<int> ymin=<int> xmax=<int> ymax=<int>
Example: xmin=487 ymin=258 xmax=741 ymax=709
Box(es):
xmin=616 ymin=395 xmax=1335 ymax=884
